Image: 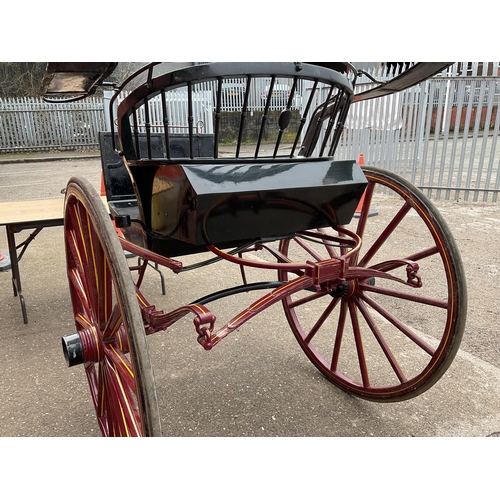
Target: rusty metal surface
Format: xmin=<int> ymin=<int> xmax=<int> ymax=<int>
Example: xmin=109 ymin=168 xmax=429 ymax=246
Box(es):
xmin=40 ymin=62 xmax=118 ymax=97
xmin=353 ymin=62 xmax=454 ymax=101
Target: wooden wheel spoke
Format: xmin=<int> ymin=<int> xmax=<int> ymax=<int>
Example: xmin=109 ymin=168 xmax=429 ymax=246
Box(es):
xmin=102 ymin=356 xmax=141 ymax=437
xmin=317 ymin=228 xmax=338 ymax=259
xmin=406 ymin=245 xmax=440 ymax=263
xmin=85 ymin=364 xmax=100 ymax=417
xmin=368 ymin=245 xmax=440 ymax=274
xmin=305 ymin=297 xmax=339 ymax=343
xmin=72 ymin=206 xmax=98 ymax=300
xmin=72 ymin=201 xmax=90 ymax=262
xmin=330 ymin=299 xmax=348 ymax=371
xmin=68 ymin=269 xmax=93 ymax=319
xmin=86 ymin=225 xmax=111 ymax=327
xmin=348 ymin=300 xmax=370 ymax=387
xmin=101 ymin=364 xmax=122 ymax=436
xmin=361 ymin=293 xmax=435 ymax=356
xmin=360 ymin=282 xmax=448 ymax=309
xmin=89 ymin=325 xmax=140 ymax=438
xmin=67 ymin=210 xmax=112 ymax=326
xmin=288 ymin=289 xmax=330 ymax=309
xmin=105 ymin=344 xmax=136 ymax=390
xmin=355 ymin=296 xmax=407 ymax=383
xmin=354 ymin=181 xmax=375 ymax=238
xmin=102 ymin=303 xmax=123 ymax=340
xmin=96 ymin=363 xmax=106 ymax=428
xmin=358 ymin=201 xmax=412 ymax=268
xmin=75 ymin=313 xmax=93 ymax=330
xmin=293 ymin=235 xmax=325 ymax=262
xmin=65 ymin=225 xmax=86 ymax=277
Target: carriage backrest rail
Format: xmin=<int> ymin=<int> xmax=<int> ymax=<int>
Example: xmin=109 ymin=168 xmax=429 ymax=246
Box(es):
xmin=111 ymin=62 xmax=356 ymax=164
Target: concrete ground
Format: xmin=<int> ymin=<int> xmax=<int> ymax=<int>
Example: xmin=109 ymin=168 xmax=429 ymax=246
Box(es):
xmin=0 ymin=152 xmax=499 ymax=440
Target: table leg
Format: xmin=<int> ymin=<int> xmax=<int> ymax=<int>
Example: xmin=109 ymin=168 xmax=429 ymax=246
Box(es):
xmin=6 ymin=226 xmax=28 ymax=324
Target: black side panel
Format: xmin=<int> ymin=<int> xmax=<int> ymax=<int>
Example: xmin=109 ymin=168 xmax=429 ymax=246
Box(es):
xmin=99 ymin=132 xmax=136 ymax=201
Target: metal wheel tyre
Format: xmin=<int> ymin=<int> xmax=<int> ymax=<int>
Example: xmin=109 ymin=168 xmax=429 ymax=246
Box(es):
xmin=63 ymin=177 xmax=161 ymax=436
xmin=278 ymin=166 xmax=467 ymax=402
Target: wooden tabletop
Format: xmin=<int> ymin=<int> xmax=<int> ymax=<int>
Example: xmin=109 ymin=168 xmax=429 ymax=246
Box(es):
xmin=0 ymin=197 xmax=108 ymax=226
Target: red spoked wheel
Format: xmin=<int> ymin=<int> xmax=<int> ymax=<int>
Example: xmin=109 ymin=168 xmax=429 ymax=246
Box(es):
xmin=278 ymin=166 xmax=467 ymax=402
xmin=62 ymin=177 xmax=161 ymax=436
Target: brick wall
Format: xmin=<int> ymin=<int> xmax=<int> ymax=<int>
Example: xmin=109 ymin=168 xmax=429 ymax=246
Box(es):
xmin=430 ymin=106 xmax=498 ymax=133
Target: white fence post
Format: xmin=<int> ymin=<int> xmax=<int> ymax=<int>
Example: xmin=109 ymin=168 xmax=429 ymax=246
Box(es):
xmin=0 ymin=96 xmax=105 ymax=152
xmin=1 ymin=64 xmax=499 ymax=201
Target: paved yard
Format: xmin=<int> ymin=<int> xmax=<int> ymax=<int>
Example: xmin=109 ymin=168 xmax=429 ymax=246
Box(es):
xmin=0 ymin=156 xmax=499 ymax=439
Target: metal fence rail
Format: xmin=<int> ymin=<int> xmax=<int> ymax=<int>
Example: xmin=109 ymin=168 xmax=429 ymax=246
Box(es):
xmin=336 ymin=62 xmax=500 ymax=202
xmin=0 ymin=97 xmax=104 ymax=151
xmin=1 ymin=62 xmax=499 ymax=202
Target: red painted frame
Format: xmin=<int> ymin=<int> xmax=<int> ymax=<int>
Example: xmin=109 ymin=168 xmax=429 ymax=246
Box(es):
xmin=123 ymin=222 xmax=423 ymax=351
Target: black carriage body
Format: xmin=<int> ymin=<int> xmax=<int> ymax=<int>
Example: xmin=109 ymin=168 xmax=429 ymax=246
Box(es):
xmin=126 ymin=158 xmax=366 ymax=254
xmin=104 ymin=62 xmax=368 ymax=256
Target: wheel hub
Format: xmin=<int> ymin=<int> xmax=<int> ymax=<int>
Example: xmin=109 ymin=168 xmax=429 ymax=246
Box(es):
xmin=62 ymin=333 xmax=85 ymax=367
xmin=62 ymin=326 xmax=101 ymax=367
